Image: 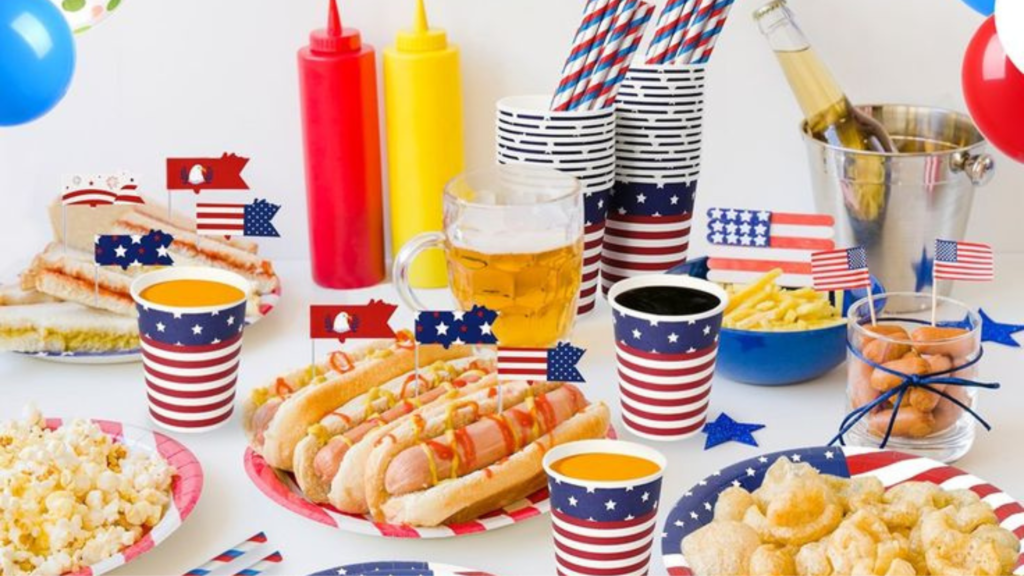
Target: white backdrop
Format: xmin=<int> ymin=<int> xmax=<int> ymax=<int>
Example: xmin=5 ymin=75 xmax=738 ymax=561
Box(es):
xmin=1 ymin=0 xmax=1021 ymax=271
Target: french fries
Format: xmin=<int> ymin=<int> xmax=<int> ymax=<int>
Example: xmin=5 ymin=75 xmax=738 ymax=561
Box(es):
xmin=722 ymin=269 xmax=843 ymax=332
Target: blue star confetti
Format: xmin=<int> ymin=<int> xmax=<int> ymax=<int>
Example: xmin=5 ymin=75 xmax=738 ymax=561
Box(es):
xmin=415 ymin=306 xmax=499 ymax=348
xmin=979 ymin=309 xmax=1024 ymax=348
xmin=701 ymin=413 xmax=765 ymax=450
xmin=913 ymin=247 xmax=934 ymax=293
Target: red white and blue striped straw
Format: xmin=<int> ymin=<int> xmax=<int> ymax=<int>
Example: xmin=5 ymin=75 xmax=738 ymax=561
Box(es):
xmin=232 ymin=551 xmax=283 ymax=576
xmin=654 ymin=0 xmax=699 ymax=65
xmin=692 ymin=0 xmax=736 ymax=64
xmin=575 ymin=0 xmax=642 ymax=110
xmin=567 ymin=0 xmax=623 ymax=111
xmin=674 ymin=0 xmax=717 ymax=64
xmin=552 ymin=0 xmax=615 ymax=111
xmin=600 ymin=3 xmax=656 ymax=109
xmin=184 ymin=532 xmax=268 ymax=576
xmin=644 ymin=0 xmax=686 ymax=64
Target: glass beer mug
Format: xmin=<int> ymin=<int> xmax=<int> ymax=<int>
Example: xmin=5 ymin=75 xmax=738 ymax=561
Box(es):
xmin=394 ymin=165 xmax=584 ymax=348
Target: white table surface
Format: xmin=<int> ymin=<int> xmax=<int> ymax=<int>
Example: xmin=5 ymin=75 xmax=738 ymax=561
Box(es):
xmin=2 ymin=258 xmax=1023 ymax=576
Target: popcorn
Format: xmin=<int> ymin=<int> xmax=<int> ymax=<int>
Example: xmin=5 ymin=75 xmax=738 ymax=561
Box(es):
xmin=0 ymin=412 xmax=176 ymax=576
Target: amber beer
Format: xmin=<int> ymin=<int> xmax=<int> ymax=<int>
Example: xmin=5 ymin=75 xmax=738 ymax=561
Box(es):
xmin=447 ymin=239 xmax=583 ymax=347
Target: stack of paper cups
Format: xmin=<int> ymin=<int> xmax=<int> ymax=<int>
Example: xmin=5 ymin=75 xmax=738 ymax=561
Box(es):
xmin=603 ymin=65 xmax=705 ymax=295
xmin=497 ymin=95 xmax=616 ymax=316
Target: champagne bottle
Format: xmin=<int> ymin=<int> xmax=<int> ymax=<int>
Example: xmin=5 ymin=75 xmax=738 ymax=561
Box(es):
xmin=754 ymin=0 xmax=896 ymax=153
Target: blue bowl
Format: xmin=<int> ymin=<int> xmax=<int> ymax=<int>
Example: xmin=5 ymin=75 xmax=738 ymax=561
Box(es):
xmin=668 ymin=258 xmax=882 ymax=386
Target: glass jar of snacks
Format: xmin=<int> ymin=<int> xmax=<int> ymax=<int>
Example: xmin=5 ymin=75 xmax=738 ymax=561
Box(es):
xmin=845 ymin=292 xmax=983 ymax=463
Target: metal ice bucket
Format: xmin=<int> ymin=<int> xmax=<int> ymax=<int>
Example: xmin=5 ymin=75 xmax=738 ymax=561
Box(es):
xmin=804 ymin=104 xmax=994 ymax=296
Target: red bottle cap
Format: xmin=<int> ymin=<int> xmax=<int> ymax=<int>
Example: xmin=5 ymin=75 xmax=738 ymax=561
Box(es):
xmin=310 ymin=0 xmax=362 ymax=53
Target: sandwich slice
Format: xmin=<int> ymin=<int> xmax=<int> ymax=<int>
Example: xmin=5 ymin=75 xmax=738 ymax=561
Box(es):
xmin=0 ymin=300 xmax=139 ymax=353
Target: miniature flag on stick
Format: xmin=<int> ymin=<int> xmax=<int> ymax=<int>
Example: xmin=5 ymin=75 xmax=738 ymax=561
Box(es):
xmin=497 ymin=342 xmax=586 ymax=383
xmin=196 ymin=200 xmax=281 ymax=238
xmin=932 ymin=239 xmax=995 ymax=325
xmin=309 ymin=301 xmax=397 ymax=342
xmin=414 ymin=306 xmax=499 ymax=349
xmin=94 ymin=230 xmax=175 ymax=270
xmin=812 ymin=246 xmax=875 ymax=325
xmin=706 ymin=207 xmax=835 ymax=288
xmin=167 ymin=154 xmax=251 ymax=194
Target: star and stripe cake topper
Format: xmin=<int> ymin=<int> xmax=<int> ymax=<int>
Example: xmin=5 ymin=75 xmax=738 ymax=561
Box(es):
xmin=95 ymin=230 xmax=175 ymax=270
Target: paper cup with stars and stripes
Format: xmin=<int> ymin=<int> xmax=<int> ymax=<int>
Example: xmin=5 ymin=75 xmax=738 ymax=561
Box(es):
xmin=497 ymin=95 xmax=617 ymax=317
xmin=608 ymin=275 xmax=728 ymax=442
xmin=603 ymin=64 xmax=706 ymax=296
xmin=543 ymin=439 xmax=667 ymax=576
xmin=131 ymin=267 xmax=251 ymax=433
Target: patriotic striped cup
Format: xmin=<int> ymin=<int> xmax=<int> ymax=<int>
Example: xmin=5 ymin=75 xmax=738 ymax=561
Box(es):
xmin=543 ymin=439 xmax=667 ymax=576
xmin=608 ymin=275 xmax=728 ymax=441
xmin=130 ymin=267 xmax=250 ymax=434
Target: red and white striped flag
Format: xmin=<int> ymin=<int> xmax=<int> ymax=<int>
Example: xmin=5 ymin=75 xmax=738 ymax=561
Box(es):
xmin=934 ymin=239 xmax=995 ymax=281
xmin=706 ymin=207 xmax=835 ymax=288
xmin=811 ymin=247 xmax=871 ymax=292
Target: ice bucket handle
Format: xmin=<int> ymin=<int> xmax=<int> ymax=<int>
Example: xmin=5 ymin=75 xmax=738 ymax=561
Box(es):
xmin=951 ymin=151 xmax=996 ymax=187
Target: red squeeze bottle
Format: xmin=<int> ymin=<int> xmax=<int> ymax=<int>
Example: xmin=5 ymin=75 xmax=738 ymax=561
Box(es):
xmin=298 ymin=0 xmax=385 ymax=288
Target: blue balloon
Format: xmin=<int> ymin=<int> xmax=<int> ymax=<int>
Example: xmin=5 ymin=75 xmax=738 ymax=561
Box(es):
xmin=0 ymin=0 xmax=76 ymax=127
xmin=961 ymin=0 xmax=995 ymax=16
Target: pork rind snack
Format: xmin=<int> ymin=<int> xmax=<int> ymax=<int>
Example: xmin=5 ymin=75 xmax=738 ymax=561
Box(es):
xmin=681 ymin=457 xmax=1020 ymax=576
xmin=0 ymin=407 xmax=176 ymax=576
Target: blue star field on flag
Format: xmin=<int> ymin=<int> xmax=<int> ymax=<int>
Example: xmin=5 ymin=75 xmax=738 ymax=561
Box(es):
xmin=701 ymin=413 xmax=766 ymax=450
xmin=95 ymin=230 xmax=175 ymax=270
xmin=706 ymin=208 xmax=773 ymax=247
xmin=243 ymin=199 xmax=281 ymax=237
xmin=547 ymin=342 xmax=586 ymax=382
xmin=415 ymin=306 xmax=499 ymax=348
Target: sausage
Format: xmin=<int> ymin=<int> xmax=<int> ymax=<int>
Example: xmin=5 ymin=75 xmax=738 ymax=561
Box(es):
xmin=384 ymin=384 xmax=587 ymax=496
xmin=251 ymin=399 xmax=283 ymax=447
xmin=312 ymin=371 xmax=488 ymax=484
xmin=911 ymin=327 xmax=973 ymax=357
xmin=850 ymin=371 xmax=882 ymax=409
xmin=870 ymin=356 xmax=930 ymax=392
xmin=862 ymin=325 xmax=911 ymax=346
xmin=869 ymin=407 xmax=935 ymax=438
xmin=862 ymin=339 xmax=912 ymax=366
xmin=933 ymin=386 xmax=972 ymax=433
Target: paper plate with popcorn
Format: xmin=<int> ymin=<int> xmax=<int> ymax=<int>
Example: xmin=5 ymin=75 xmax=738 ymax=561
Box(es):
xmin=662 ymin=446 xmax=1024 ymax=576
xmin=0 ymin=410 xmax=202 ymax=576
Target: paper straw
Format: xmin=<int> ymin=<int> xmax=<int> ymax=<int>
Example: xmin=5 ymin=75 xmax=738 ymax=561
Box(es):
xmin=600 ymin=3 xmax=655 ymax=109
xmin=654 ymin=0 xmax=699 ymax=65
xmin=674 ymin=0 xmax=716 ymax=65
xmin=575 ymin=0 xmax=641 ymax=111
xmin=644 ymin=0 xmax=686 ymax=63
xmin=184 ymin=532 xmax=268 ymax=576
xmin=552 ymin=0 xmax=614 ymax=111
xmin=232 ymin=551 xmax=283 ymax=576
xmin=567 ymin=0 xmax=623 ymax=111
xmin=691 ymin=0 xmax=736 ymax=64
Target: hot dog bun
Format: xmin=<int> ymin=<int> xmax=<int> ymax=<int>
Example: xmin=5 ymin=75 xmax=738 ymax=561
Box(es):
xmin=363 ymin=381 xmax=611 ymax=527
xmin=244 ymin=340 xmax=471 ymax=470
xmin=291 ymin=357 xmax=493 ymax=504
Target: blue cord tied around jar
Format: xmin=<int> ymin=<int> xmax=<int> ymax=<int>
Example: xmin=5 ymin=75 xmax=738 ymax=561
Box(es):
xmin=829 ymin=328 xmax=1001 ymax=449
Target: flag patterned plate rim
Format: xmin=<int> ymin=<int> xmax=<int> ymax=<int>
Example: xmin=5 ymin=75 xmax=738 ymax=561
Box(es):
xmin=19 ymin=278 xmax=283 ymax=364
xmin=306 ymin=561 xmax=495 ymax=576
xmin=661 ymin=446 xmax=1024 ymax=576
xmin=244 ymin=428 xmax=617 ymax=539
xmin=45 ymin=418 xmax=203 ymax=576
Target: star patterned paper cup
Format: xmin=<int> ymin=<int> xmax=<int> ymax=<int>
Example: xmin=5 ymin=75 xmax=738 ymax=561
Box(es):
xmin=604 ymin=65 xmax=706 ymax=295
xmin=130 ymin=267 xmax=251 ymax=434
xmin=498 ymin=95 xmax=617 ymax=317
xmin=543 ymin=439 xmax=667 ymax=576
xmin=608 ymin=275 xmax=728 ymax=442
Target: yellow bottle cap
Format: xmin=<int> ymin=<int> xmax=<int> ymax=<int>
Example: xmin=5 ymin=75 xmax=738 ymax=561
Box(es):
xmin=397 ymin=0 xmax=448 ymax=52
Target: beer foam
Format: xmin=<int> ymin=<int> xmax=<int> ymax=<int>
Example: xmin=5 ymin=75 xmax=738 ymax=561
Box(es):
xmin=450 ymin=227 xmax=579 ymax=255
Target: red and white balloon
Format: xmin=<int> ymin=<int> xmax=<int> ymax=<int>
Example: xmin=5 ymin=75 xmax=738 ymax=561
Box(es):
xmin=963 ymin=16 xmax=1024 ymax=163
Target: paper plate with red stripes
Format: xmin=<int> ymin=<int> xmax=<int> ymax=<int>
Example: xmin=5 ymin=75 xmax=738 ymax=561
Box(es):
xmin=244 ymin=447 xmax=549 ymax=539
xmin=661 ymin=447 xmax=1024 ymax=576
xmin=45 ymin=418 xmax=203 ymax=576
xmin=23 ymin=280 xmax=282 ymax=365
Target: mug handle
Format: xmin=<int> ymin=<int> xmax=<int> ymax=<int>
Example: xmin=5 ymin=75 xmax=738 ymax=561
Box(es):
xmin=393 ymin=232 xmax=446 ymax=312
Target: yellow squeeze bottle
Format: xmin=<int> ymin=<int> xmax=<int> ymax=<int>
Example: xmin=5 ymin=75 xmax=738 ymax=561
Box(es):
xmin=385 ymin=0 xmax=464 ymax=288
